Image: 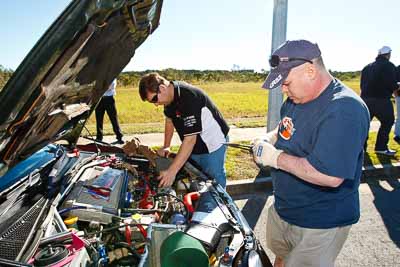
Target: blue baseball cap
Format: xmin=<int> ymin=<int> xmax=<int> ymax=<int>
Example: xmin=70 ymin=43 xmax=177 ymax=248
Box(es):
xmin=262 ymin=40 xmax=321 ymax=90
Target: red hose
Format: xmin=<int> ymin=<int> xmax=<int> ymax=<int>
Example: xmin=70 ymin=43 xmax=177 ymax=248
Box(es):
xmin=136 ymin=224 xmax=147 ymax=239
xmin=125 ymin=224 xmax=132 ymax=245
xmin=183 ymin=192 xmax=201 ymax=213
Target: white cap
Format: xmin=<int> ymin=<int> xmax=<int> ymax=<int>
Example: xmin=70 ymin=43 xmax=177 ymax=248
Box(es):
xmin=378 ymin=46 xmax=392 ymax=55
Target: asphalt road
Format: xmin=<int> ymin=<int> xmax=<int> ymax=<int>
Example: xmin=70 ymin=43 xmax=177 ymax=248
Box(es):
xmin=233 ymin=175 xmax=400 ymax=267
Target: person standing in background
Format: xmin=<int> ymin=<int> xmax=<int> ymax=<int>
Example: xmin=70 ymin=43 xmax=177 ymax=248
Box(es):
xmin=95 ymin=79 xmax=124 ymax=144
xmin=393 ymin=65 xmax=400 ymax=144
xmin=360 ymin=46 xmax=399 ymax=155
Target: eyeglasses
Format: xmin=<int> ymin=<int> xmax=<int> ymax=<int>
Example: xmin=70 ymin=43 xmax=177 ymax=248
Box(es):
xmin=149 ymin=87 xmax=160 ymax=103
xmin=149 ymin=92 xmax=158 ymax=103
xmin=269 ymin=55 xmax=313 ymax=68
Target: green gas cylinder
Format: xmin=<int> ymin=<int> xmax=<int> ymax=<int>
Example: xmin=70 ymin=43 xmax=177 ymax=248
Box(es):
xmin=160 ymin=231 xmax=209 ymax=267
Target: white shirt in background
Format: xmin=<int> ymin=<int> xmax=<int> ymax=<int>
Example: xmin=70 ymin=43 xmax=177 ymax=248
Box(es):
xmin=103 ymin=79 xmax=117 ymax=96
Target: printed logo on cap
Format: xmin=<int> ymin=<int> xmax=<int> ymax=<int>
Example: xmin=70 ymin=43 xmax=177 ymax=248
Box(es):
xmin=269 ymin=74 xmax=282 ymax=89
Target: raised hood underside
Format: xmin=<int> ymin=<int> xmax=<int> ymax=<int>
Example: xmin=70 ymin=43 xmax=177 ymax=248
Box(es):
xmin=0 ymin=0 xmax=163 ymax=173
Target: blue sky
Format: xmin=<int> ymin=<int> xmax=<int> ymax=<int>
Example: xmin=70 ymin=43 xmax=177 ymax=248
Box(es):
xmin=0 ymin=0 xmax=399 ymax=72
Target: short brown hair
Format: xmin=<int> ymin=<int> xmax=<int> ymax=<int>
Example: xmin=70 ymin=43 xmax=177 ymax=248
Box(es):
xmin=138 ymin=72 xmax=168 ymax=101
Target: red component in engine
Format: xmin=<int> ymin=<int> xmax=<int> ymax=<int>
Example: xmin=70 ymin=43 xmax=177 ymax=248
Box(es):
xmin=139 ymin=182 xmax=154 ymax=209
xmin=99 ymin=161 xmax=111 ymax=167
xmin=98 ymin=155 xmax=117 ymax=167
xmin=72 ymin=148 xmax=80 ymax=157
xmin=28 ymin=232 xmax=86 ymax=266
xmin=125 ymin=224 xmax=132 ymax=245
xmin=136 ymin=224 xmax=148 ymax=239
xmin=137 ymin=247 xmax=145 ymax=254
xmin=183 ymin=192 xmax=201 ymax=213
xmin=108 ymin=154 xmax=117 ymax=162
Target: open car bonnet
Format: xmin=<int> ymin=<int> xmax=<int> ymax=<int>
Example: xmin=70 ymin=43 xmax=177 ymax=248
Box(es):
xmin=0 ymin=2 xmax=273 ymax=266
xmin=0 ymin=0 xmax=163 ymax=174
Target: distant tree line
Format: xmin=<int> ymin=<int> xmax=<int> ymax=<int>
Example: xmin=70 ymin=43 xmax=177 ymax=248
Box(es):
xmin=330 ymin=70 xmax=361 ymax=82
xmin=117 ymin=69 xmax=362 ymax=87
xmin=0 ymin=65 xmax=13 ymax=90
xmin=0 ymin=66 xmax=361 ymax=90
xmin=118 ymin=68 xmax=267 ymax=87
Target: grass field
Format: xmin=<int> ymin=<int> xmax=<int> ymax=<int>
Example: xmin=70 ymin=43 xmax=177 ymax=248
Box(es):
xmin=86 ymin=81 xmax=268 ymax=124
xmin=85 ymin=78 xmax=400 ymax=180
xmin=224 ymin=132 xmax=400 ymax=180
xmin=166 ymin=142 xmax=259 ymax=180
xmin=85 ymin=79 xmax=361 ymax=135
xmin=344 ymin=78 xmax=360 ymax=94
xmin=169 ymin=130 xmax=400 ymax=180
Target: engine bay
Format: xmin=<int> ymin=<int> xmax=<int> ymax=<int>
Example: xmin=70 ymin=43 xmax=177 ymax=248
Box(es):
xmin=0 ymin=144 xmax=270 ymax=267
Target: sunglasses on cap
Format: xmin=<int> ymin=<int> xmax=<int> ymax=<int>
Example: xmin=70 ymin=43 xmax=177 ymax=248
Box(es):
xmin=269 ymin=55 xmax=313 ymax=68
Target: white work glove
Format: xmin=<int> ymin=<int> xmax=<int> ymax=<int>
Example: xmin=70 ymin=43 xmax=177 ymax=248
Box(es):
xmin=252 ymin=140 xmax=283 ymax=169
xmin=251 ymin=130 xmax=278 ymax=146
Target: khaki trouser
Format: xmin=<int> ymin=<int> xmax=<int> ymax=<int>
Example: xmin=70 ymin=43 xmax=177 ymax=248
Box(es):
xmin=266 ymin=198 xmax=351 ymax=267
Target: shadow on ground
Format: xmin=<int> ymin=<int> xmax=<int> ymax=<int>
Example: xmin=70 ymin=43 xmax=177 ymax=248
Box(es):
xmin=233 ymin=169 xmax=271 ymax=230
xmin=233 ymin=154 xmax=400 ymax=249
xmin=233 ymin=169 xmax=273 ymax=230
xmin=365 ymin=174 xmax=400 ymax=248
xmin=363 ymin=152 xmax=400 ymax=249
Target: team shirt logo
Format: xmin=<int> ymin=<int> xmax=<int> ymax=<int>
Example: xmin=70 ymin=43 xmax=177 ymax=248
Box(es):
xmin=183 ymin=115 xmax=197 ymax=128
xmin=278 ymin=117 xmax=295 ymax=140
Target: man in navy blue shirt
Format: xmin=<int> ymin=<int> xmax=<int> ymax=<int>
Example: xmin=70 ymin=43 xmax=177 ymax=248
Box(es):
xmin=253 ymin=40 xmax=370 ymax=267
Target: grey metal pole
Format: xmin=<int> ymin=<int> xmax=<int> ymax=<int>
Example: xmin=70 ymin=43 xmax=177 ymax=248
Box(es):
xmin=267 ymin=0 xmax=288 ymax=131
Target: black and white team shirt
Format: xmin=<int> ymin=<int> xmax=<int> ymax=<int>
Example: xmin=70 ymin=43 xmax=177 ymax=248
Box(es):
xmin=164 ymin=81 xmax=229 ymax=154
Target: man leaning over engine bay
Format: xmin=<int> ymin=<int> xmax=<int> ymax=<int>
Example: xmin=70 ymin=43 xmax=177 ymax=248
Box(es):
xmin=138 ymin=73 xmax=229 ymax=188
